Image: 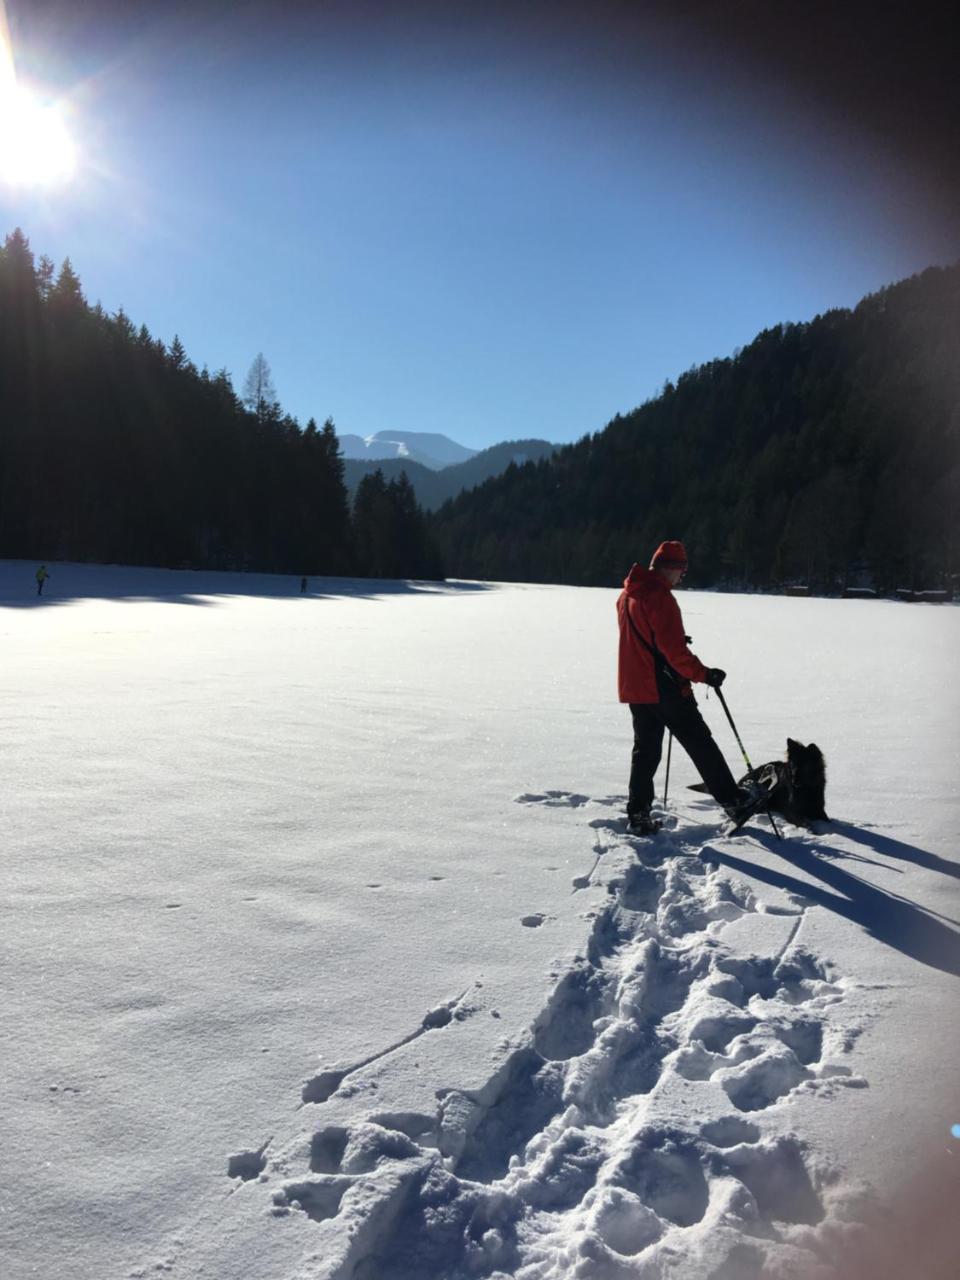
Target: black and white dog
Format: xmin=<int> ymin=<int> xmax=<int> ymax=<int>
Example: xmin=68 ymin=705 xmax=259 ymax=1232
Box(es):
xmin=691 ymin=738 xmax=828 ymax=827
xmin=742 ymin=738 xmax=828 ymax=827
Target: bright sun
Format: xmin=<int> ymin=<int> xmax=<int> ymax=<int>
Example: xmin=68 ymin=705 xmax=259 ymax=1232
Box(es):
xmin=0 ymin=79 xmax=77 ymax=187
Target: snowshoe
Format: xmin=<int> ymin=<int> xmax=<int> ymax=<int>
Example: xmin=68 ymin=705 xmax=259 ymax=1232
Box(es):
xmin=720 ymin=780 xmax=766 ymax=836
xmin=627 ymin=809 xmax=663 ymax=837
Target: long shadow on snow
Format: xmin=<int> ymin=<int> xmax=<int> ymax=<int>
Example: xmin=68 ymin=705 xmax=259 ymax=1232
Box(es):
xmin=0 ymin=573 xmax=495 ymax=609
xmin=708 ymin=835 xmax=960 ymax=978
xmin=828 ymin=820 xmax=960 ymax=882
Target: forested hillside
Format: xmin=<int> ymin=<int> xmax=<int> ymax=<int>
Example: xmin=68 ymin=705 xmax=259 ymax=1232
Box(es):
xmin=3 ymin=227 xmax=955 ymax=593
xmin=0 ymin=229 xmax=440 ymax=578
xmin=432 ymin=265 xmax=960 ymax=591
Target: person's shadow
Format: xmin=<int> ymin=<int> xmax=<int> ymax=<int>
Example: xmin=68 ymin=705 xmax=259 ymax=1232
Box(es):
xmin=705 ymin=821 xmax=960 ymax=978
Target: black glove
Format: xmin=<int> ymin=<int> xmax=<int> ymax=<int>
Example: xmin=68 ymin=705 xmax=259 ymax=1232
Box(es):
xmin=705 ymin=668 xmax=726 ymax=689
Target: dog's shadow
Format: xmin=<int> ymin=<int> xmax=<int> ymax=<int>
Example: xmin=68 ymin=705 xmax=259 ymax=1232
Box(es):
xmin=708 ymin=822 xmax=960 ymax=978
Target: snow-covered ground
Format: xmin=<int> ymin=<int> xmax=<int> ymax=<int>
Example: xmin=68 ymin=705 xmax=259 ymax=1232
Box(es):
xmin=1 ymin=562 xmax=957 ymax=1280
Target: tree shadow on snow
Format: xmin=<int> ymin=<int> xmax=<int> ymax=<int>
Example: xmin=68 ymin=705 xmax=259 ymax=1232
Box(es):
xmin=0 ymin=565 xmax=496 ymax=609
xmin=708 ymin=830 xmax=960 ymax=979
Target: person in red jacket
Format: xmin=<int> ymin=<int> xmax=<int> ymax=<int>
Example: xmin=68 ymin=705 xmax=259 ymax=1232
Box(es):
xmin=617 ymin=540 xmax=756 ymax=834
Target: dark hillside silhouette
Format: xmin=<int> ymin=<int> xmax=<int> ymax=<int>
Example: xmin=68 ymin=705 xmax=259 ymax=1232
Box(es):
xmin=0 ymin=229 xmax=440 ymax=580
xmin=432 ymin=265 xmax=960 ymax=592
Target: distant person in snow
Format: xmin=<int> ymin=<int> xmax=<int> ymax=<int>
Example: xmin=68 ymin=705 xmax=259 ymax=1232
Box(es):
xmin=300 ymin=576 xmax=308 ymax=594
xmin=617 ymin=540 xmax=757 ymax=835
xmin=35 ymin=565 xmax=49 ymax=597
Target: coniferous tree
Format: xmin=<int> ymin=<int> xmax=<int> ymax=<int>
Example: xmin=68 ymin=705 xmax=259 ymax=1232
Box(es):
xmin=36 ymin=255 xmax=55 ymax=300
xmin=353 ymin=469 xmax=442 ymax=579
xmin=353 ymin=469 xmax=393 ymax=577
xmin=50 ymin=257 xmax=84 ymax=309
xmin=242 ymin=352 xmax=277 ymax=423
xmin=168 ymin=334 xmax=187 ymax=369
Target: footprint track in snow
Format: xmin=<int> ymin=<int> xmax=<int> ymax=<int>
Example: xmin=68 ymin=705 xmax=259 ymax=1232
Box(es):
xmin=226 ymin=789 xmax=866 ymax=1280
xmin=516 ymin=789 xmax=590 ymax=808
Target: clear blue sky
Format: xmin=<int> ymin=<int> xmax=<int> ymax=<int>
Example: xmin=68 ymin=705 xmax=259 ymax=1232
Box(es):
xmin=3 ymin=2 xmax=957 ymax=450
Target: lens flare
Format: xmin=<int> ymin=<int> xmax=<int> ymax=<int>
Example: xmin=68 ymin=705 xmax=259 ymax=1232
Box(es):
xmin=0 ymin=5 xmax=77 ymax=187
xmin=0 ymin=84 xmax=77 ymax=186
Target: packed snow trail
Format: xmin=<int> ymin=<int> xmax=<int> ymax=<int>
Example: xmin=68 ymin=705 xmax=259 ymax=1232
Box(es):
xmin=199 ymin=798 xmax=877 ymax=1280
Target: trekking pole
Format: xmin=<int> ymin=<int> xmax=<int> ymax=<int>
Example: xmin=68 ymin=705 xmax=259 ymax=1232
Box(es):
xmin=663 ymin=731 xmax=673 ymax=808
xmin=714 ymin=687 xmax=783 ymax=841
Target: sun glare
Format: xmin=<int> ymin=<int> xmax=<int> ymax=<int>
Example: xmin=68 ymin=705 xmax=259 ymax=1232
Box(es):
xmin=0 ymin=80 xmax=77 ymax=187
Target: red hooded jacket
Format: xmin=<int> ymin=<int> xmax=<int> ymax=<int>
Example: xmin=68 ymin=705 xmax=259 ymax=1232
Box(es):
xmin=617 ymin=564 xmax=709 ymax=703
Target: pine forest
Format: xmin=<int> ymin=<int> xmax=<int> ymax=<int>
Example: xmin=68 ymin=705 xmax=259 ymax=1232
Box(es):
xmin=2 ymin=228 xmax=957 ymax=594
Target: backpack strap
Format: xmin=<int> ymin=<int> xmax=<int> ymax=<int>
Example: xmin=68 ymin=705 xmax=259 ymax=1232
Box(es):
xmin=622 ymin=596 xmax=681 ymax=688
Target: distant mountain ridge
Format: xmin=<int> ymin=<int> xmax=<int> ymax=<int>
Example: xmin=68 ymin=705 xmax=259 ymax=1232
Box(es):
xmin=342 ymin=438 xmax=559 ymax=511
xmin=337 ymin=429 xmax=479 ymax=471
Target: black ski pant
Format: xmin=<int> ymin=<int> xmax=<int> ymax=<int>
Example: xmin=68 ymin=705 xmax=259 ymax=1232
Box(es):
xmin=628 ymin=695 xmax=740 ymax=815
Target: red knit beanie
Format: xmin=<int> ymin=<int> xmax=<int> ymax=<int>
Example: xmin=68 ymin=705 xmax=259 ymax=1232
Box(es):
xmin=650 ymin=540 xmax=688 ymax=570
